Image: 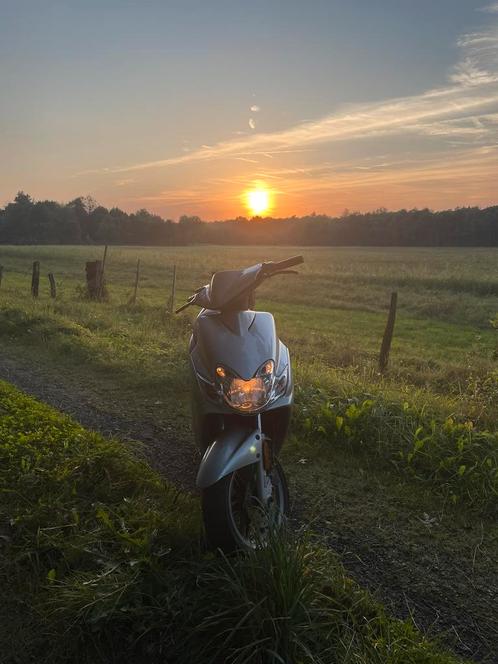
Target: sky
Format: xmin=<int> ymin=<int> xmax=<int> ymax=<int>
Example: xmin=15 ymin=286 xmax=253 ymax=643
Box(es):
xmin=1 ymin=0 xmax=498 ymax=219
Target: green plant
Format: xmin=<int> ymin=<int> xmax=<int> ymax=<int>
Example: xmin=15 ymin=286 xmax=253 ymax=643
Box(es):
xmin=294 ymin=384 xmax=498 ymax=511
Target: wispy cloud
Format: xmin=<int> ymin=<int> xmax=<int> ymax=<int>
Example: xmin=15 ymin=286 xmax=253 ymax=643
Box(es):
xmin=238 ymin=145 xmax=498 ymax=215
xmin=124 ymin=141 xmax=498 ymax=216
xmin=110 ymin=84 xmax=498 ymax=173
xmin=107 ymin=25 xmax=498 ymax=174
xmin=283 ymin=146 xmax=498 ymax=192
xmin=480 ymin=3 xmax=498 ymax=13
xmin=79 ymin=13 xmax=498 ymax=216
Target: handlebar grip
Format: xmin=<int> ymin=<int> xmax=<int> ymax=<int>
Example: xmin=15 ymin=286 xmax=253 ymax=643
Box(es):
xmin=273 ymin=255 xmax=304 ymax=271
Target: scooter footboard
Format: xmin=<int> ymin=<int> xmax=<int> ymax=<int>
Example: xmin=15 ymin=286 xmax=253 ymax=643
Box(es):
xmin=196 ymin=428 xmax=262 ymax=489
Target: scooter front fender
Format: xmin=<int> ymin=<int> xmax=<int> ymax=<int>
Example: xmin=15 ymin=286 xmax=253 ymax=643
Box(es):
xmin=196 ymin=428 xmax=262 ymax=489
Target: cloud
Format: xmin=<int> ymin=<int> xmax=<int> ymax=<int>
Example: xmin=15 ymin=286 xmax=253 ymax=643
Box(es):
xmin=260 ymin=145 xmax=498 ymax=200
xmin=130 ymin=188 xmax=207 ymax=204
xmin=480 ymin=3 xmax=498 ymax=13
xmin=199 ymin=144 xmax=498 ymax=214
xmin=250 ymin=105 xmax=261 ymax=112
xmin=86 ymin=18 xmax=498 ymax=179
xmin=450 ymin=58 xmax=497 ymax=86
xmin=112 ymin=81 xmax=498 ymax=173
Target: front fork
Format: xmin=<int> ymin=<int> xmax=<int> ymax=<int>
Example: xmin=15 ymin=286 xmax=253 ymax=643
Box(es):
xmin=255 ymin=414 xmax=274 ymax=506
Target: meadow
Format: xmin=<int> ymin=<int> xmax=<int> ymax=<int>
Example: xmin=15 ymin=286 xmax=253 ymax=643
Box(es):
xmin=0 ymin=244 xmax=497 ymax=661
xmin=1 ymin=244 xmax=496 ymax=382
xmin=0 ymin=244 xmax=496 ymax=435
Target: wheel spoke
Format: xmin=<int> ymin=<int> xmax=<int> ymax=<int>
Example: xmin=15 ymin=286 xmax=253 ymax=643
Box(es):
xmin=227 ymin=464 xmax=287 ymax=549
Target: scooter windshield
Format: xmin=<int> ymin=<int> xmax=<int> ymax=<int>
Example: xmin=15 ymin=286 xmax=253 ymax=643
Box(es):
xmin=207 ymin=263 xmax=262 ymax=310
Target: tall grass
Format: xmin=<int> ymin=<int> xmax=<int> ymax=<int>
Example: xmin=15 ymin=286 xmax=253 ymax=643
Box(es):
xmin=188 ymin=525 xmax=464 ymax=664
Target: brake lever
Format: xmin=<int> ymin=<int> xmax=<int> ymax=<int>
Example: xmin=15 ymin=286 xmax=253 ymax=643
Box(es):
xmin=175 ymin=295 xmax=195 ymax=314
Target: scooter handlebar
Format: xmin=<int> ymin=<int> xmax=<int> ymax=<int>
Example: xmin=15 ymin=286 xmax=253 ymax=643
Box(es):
xmin=176 ymin=255 xmax=304 ymax=312
xmin=175 ymin=299 xmax=193 ymax=314
xmin=268 ymin=255 xmax=304 ymax=272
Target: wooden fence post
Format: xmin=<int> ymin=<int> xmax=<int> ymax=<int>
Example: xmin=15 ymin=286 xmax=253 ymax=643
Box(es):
xmin=131 ymin=258 xmax=140 ymax=304
xmin=0 ymin=265 xmax=3 ymax=289
xmin=31 ymin=261 xmax=40 ymax=298
xmin=85 ymin=260 xmax=103 ymax=299
xmin=168 ymin=264 xmax=177 ymax=313
xmin=98 ymin=245 xmax=108 ymax=299
xmin=48 ymin=273 xmax=57 ymax=299
xmin=379 ymin=291 xmax=398 ymax=374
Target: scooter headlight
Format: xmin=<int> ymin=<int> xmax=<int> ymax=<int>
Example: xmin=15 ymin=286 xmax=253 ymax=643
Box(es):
xmin=216 ymin=360 xmax=279 ymax=413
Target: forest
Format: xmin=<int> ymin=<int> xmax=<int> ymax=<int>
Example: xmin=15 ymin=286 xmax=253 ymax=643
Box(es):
xmin=1 ymin=191 xmax=497 ymax=246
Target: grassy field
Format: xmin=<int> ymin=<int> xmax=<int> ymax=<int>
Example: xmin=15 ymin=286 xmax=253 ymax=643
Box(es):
xmin=0 ymin=245 xmax=496 ymax=445
xmin=0 ymin=244 xmax=496 ymax=402
xmin=0 ymin=244 xmax=497 ymax=660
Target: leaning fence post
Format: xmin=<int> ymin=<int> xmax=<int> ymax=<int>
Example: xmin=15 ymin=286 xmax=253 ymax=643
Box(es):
xmin=131 ymin=258 xmax=140 ymax=304
xmin=168 ymin=264 xmax=177 ymax=314
xmin=0 ymin=265 xmax=3 ymax=289
xmin=48 ymin=273 xmax=57 ymax=299
xmin=379 ymin=291 xmax=398 ymax=374
xmin=31 ymin=261 xmax=40 ymax=298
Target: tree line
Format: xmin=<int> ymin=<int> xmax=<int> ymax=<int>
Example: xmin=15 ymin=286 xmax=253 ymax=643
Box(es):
xmin=1 ymin=191 xmax=497 ymax=246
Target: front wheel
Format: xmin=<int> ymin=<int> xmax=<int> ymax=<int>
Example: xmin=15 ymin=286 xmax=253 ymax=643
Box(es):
xmin=202 ymin=461 xmax=289 ymax=552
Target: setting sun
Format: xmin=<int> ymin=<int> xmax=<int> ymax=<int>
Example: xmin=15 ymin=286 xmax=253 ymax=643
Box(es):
xmin=246 ymin=188 xmax=270 ymax=216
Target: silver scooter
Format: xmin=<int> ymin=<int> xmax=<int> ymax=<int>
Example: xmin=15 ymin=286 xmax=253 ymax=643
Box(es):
xmin=176 ymin=255 xmax=304 ymax=551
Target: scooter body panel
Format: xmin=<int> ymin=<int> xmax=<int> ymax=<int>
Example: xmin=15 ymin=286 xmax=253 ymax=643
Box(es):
xmin=191 ymin=309 xmax=279 ymax=381
xmin=189 ymin=309 xmax=293 ymax=458
xmin=196 ymin=427 xmax=263 ymax=489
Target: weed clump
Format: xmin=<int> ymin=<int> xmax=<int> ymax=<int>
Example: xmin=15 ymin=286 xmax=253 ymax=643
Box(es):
xmin=188 ymin=526 xmax=464 ymax=664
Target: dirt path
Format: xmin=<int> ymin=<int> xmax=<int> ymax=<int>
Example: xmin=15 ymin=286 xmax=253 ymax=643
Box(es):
xmin=290 ymin=492 xmax=498 ymax=663
xmin=0 ymin=353 xmax=199 ymax=492
xmin=1 ymin=351 xmax=496 ymax=663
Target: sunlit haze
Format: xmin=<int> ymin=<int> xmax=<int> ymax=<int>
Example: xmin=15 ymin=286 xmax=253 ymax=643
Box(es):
xmin=246 ymin=188 xmax=271 ymax=216
xmin=1 ymin=1 xmax=498 ymax=219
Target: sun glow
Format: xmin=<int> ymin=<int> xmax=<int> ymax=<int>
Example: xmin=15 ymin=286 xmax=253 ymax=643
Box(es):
xmin=246 ymin=188 xmax=271 ymax=216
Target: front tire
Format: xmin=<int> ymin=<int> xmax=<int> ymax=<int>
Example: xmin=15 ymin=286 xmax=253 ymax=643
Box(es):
xmin=202 ymin=461 xmax=289 ymax=552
